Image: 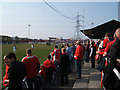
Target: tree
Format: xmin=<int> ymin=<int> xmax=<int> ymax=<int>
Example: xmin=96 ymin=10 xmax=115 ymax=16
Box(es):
xmin=15 ymin=36 xmax=19 ymax=43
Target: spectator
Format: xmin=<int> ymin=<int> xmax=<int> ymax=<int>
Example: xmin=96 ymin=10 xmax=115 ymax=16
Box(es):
xmin=40 ymin=55 xmax=56 ymax=81
xmin=89 ymin=41 xmax=96 ymax=68
xmin=3 ymin=55 xmax=10 ymax=87
xmin=51 ymin=45 xmax=61 ymax=84
xmin=103 ymin=33 xmax=116 ymax=57
xmin=103 ymin=32 xmax=110 ymax=48
xmin=98 ymin=39 xmax=104 ymax=50
xmin=97 ymin=33 xmax=117 ymax=72
xmin=103 ymin=28 xmax=120 ymax=89
xmin=7 ymin=52 xmax=26 ymax=90
xmin=60 ymin=44 xmax=65 ymax=54
xmin=59 ymin=48 xmax=70 ymax=86
xmin=84 ymin=40 xmax=90 ymax=62
xmin=51 ymin=45 xmax=61 ymax=65
xmin=66 ymin=43 xmax=71 ymax=61
xmin=71 ymin=43 xmax=76 ymax=61
xmin=66 ymin=43 xmax=71 ymax=74
xmin=96 ymin=40 xmax=101 ymax=47
xmin=22 ymin=48 xmax=40 ymax=90
xmin=98 ymin=33 xmax=116 ymax=87
xmin=74 ymin=41 xmax=84 ymax=79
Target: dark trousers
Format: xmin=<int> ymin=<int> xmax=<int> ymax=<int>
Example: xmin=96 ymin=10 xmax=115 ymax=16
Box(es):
xmin=68 ymin=61 xmax=71 ymax=74
xmin=60 ymin=69 xmax=68 ymax=85
xmin=53 ymin=60 xmax=59 ymax=84
xmin=8 ymin=82 xmax=22 ymax=90
xmin=85 ymin=52 xmax=89 ymax=62
xmin=26 ymin=76 xmax=40 ymax=90
xmin=91 ymin=57 xmax=95 ymax=68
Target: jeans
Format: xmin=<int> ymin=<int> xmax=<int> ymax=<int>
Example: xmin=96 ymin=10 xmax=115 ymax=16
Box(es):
xmin=75 ymin=59 xmax=82 ymax=78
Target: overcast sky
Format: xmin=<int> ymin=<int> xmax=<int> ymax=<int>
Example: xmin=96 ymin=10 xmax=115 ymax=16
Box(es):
xmin=0 ymin=0 xmax=119 ymax=39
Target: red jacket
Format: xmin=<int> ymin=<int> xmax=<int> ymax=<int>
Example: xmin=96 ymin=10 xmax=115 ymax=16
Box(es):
xmin=51 ymin=49 xmax=61 ymax=62
xmin=99 ymin=49 xmax=105 ymax=55
xmin=3 ymin=65 xmax=10 ymax=87
xmin=103 ymin=38 xmax=109 ymax=48
xmin=40 ymin=59 xmax=56 ymax=78
xmin=99 ymin=39 xmax=116 ymax=56
xmin=22 ymin=55 xmax=40 ymax=79
xmin=104 ymin=39 xmax=116 ymax=55
xmin=43 ymin=59 xmax=56 ymax=69
xmin=74 ymin=45 xmax=84 ymax=60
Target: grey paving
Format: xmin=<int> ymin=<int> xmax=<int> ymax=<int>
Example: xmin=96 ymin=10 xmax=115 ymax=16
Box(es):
xmin=88 ymin=68 xmax=101 ymax=88
xmin=73 ymin=61 xmax=103 ymax=90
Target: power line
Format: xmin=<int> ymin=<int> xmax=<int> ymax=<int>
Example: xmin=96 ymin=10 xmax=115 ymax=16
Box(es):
xmin=63 ymin=2 xmax=74 ymax=18
xmin=43 ymin=0 xmax=75 ymax=20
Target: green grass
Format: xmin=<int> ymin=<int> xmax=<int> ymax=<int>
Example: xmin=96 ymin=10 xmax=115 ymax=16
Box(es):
xmin=2 ymin=43 xmax=55 ymax=88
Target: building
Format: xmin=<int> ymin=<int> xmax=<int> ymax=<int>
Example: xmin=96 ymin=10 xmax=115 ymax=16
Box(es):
xmin=81 ymin=20 xmax=120 ymax=39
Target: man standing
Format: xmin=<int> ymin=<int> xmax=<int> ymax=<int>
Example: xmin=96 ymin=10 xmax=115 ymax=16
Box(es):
xmin=66 ymin=43 xmax=71 ymax=74
xmin=59 ymin=48 xmax=70 ymax=86
xmin=71 ymin=43 xmax=76 ymax=61
xmin=22 ymin=48 xmax=40 ymax=90
xmin=89 ymin=41 xmax=96 ymax=68
xmin=51 ymin=45 xmax=61 ymax=84
xmin=74 ymin=41 xmax=84 ymax=79
xmin=31 ymin=43 xmax=34 ymax=50
xmin=102 ymin=33 xmax=110 ymax=48
xmin=66 ymin=43 xmax=71 ymax=61
xmin=84 ymin=40 xmax=90 ymax=62
xmin=51 ymin=45 xmax=61 ymax=65
xmin=13 ymin=45 xmax=16 ymax=53
xmin=6 ymin=52 xmax=26 ymax=90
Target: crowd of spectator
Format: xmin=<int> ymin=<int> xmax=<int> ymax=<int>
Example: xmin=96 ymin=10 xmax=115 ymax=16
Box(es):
xmin=2 ymin=28 xmax=120 ymax=90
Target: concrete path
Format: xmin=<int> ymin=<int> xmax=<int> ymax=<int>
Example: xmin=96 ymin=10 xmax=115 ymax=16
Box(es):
xmin=73 ymin=61 xmax=103 ymax=90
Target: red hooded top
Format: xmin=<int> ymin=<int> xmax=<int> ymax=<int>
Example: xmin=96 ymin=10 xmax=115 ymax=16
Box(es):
xmin=40 ymin=59 xmax=56 ymax=78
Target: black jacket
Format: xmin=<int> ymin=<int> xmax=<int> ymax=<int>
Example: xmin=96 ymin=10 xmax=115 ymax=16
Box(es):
xmin=8 ymin=60 xmax=26 ymax=89
xmin=59 ymin=53 xmax=70 ymax=70
xmin=90 ymin=46 xmax=96 ymax=58
xmin=108 ymin=38 xmax=120 ymax=63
